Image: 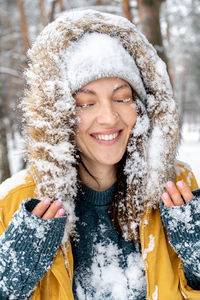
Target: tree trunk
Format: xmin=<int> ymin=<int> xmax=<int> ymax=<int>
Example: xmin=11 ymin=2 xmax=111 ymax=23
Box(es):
xmin=122 ymin=0 xmax=132 ymax=22
xmin=16 ymin=0 xmax=30 ymax=56
xmin=0 ymin=96 xmax=11 ymax=183
xmin=57 ymin=0 xmax=65 ymax=12
xmin=137 ymin=0 xmax=167 ymax=63
xmin=49 ymin=0 xmax=57 ymax=22
xmin=39 ymin=0 xmax=48 ymax=26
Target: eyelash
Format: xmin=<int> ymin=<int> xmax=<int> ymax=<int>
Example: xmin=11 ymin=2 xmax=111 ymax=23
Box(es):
xmin=77 ymin=104 xmax=93 ymax=108
xmin=114 ymin=98 xmax=131 ymax=103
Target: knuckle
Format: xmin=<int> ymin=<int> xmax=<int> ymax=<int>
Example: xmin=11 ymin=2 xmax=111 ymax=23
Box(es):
xmin=170 ymin=190 xmax=179 ymax=198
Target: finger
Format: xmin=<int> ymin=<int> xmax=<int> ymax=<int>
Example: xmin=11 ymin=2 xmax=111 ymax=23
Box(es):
xmin=42 ymin=200 xmax=62 ymax=220
xmin=32 ymin=198 xmax=51 ymax=217
xmin=176 ymin=180 xmax=194 ymax=203
xmin=166 ymin=181 xmax=185 ymax=206
xmin=162 ymin=192 xmax=174 ymax=207
xmin=55 ymin=208 xmax=66 ymax=218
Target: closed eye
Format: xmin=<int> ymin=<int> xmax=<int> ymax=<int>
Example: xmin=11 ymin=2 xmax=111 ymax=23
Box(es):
xmin=77 ymin=103 xmax=94 ymax=108
xmin=114 ymin=98 xmax=131 ymax=103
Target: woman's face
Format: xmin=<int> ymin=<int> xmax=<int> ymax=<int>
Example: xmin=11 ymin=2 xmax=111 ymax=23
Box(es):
xmin=73 ymin=77 xmax=137 ymax=168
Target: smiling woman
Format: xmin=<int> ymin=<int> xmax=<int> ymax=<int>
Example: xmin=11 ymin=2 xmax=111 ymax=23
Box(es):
xmin=73 ymin=77 xmax=137 ymax=191
xmin=0 ymin=9 xmax=200 ymax=300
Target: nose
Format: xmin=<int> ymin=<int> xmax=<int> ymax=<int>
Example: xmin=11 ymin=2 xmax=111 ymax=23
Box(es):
xmin=96 ymin=103 xmax=119 ymax=125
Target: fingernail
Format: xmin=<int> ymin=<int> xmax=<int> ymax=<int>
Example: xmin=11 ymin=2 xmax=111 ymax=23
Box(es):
xmin=44 ymin=198 xmax=50 ymax=205
xmin=166 ymin=181 xmax=173 ymax=188
xmin=177 ymin=180 xmax=184 ymax=188
xmin=56 ymin=200 xmax=62 ymax=207
xmin=59 ymin=208 xmax=65 ymax=216
xmin=162 ymin=192 xmax=169 ymax=200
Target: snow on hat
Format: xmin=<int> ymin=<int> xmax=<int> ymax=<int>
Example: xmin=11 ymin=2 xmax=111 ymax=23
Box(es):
xmin=65 ymin=32 xmax=147 ymax=100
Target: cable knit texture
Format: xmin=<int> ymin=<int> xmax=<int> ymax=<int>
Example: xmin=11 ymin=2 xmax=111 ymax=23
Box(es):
xmin=71 ymin=184 xmax=146 ymax=300
xmin=0 ymin=198 xmax=67 ymax=299
xmin=160 ymin=189 xmax=200 ymax=289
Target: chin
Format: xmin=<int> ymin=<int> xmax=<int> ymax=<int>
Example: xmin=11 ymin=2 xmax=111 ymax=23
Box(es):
xmin=98 ymin=154 xmax=124 ymax=166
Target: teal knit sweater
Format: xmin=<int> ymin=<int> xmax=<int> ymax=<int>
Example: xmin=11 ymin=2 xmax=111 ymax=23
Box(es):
xmin=71 ymin=186 xmax=200 ymax=299
xmin=0 ymin=188 xmax=200 ymax=299
xmin=71 ymin=184 xmax=146 ymax=299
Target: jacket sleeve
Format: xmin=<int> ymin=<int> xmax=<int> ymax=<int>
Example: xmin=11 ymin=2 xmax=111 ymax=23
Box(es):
xmin=0 ymin=198 xmax=67 ymax=299
xmin=160 ymin=189 xmax=200 ymax=290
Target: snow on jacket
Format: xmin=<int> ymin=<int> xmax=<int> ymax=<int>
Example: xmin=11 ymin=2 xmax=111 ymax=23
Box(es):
xmin=0 ymin=162 xmax=199 ymax=299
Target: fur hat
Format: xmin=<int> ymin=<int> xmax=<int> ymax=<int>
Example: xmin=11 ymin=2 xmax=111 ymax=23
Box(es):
xmin=65 ymin=32 xmax=146 ymax=100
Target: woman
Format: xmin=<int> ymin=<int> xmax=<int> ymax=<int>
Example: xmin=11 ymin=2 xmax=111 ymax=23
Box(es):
xmin=0 ymin=9 xmax=199 ymax=300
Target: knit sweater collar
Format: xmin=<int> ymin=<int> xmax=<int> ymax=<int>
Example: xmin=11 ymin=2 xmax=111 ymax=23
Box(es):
xmin=80 ymin=182 xmax=117 ymax=206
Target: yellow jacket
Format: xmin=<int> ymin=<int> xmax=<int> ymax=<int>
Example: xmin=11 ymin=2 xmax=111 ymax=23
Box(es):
xmin=0 ymin=161 xmax=199 ymax=300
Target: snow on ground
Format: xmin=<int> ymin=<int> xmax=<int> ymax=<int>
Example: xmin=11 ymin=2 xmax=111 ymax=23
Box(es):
xmin=177 ymin=123 xmax=200 ymax=186
xmin=8 ymin=132 xmax=26 ymax=175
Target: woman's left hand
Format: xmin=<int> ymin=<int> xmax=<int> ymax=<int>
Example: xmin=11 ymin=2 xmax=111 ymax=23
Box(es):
xmin=162 ymin=181 xmax=194 ymax=207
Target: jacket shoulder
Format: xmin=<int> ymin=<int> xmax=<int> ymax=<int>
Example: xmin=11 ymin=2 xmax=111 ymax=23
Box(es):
xmin=0 ymin=169 xmax=36 ymax=229
xmin=175 ymin=160 xmax=199 ymax=190
xmin=0 ymin=169 xmax=35 ymax=199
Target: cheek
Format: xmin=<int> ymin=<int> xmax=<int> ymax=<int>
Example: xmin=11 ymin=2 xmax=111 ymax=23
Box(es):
xmin=74 ymin=113 xmax=91 ymax=143
xmin=120 ymin=106 xmax=137 ymax=129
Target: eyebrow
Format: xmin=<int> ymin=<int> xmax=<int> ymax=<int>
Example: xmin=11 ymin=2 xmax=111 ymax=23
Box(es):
xmin=75 ymin=89 xmax=96 ymax=95
xmin=75 ymin=83 xmax=130 ymax=96
xmin=113 ymin=84 xmax=130 ymax=92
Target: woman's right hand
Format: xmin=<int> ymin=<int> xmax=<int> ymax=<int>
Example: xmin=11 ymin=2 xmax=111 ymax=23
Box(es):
xmin=31 ymin=199 xmax=66 ymax=220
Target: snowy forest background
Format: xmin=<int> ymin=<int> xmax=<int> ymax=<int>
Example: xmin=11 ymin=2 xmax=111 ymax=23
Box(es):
xmin=0 ymin=0 xmax=199 ymax=185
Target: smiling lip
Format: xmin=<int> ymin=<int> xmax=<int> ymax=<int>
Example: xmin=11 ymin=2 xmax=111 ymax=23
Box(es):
xmin=90 ymin=129 xmax=122 ymax=145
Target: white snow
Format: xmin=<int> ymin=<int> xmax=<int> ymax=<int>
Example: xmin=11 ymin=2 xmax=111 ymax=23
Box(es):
xmin=155 ymin=59 xmax=167 ymax=77
xmin=152 ymin=285 xmax=158 ymax=300
xmin=143 ymin=234 xmax=155 ymax=260
xmin=74 ymin=241 xmax=146 ymax=300
xmin=0 ymin=169 xmax=28 ymax=200
xmin=167 ymin=208 xmax=194 ymax=233
xmin=65 ymin=32 xmax=146 ymax=100
xmin=177 ymin=123 xmax=200 ymax=186
xmin=147 ymin=126 xmax=163 ymax=171
xmin=7 ymin=132 xmax=26 ymax=175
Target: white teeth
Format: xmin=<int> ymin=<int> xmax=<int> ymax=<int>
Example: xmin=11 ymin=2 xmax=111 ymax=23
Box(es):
xmin=95 ymin=132 xmax=119 ymax=140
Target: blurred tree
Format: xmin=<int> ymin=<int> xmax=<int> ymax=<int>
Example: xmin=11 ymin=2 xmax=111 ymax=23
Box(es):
xmin=16 ymin=0 xmax=30 ymax=57
xmin=0 ymin=96 xmax=11 ymax=183
xmin=136 ymin=0 xmax=168 ymax=65
xmin=161 ymin=0 xmax=200 ymax=124
xmin=39 ymin=0 xmax=48 ymax=26
xmin=122 ymin=0 xmax=132 ymax=21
